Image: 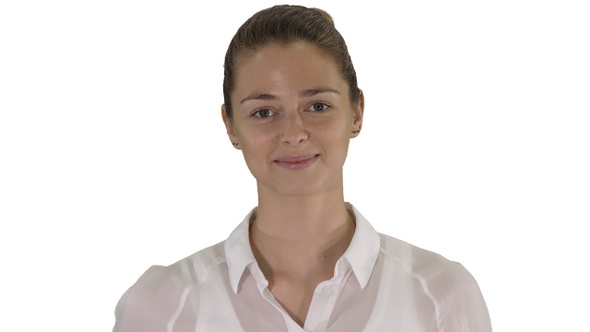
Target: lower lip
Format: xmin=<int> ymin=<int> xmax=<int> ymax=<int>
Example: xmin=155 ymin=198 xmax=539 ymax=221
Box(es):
xmin=274 ymin=155 xmax=319 ymax=170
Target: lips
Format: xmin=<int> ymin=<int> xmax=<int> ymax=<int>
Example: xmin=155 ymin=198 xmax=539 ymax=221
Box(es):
xmin=273 ymin=154 xmax=319 ymax=170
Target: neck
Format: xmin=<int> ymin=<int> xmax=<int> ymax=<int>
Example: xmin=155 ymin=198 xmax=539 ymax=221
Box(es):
xmin=249 ymin=187 xmax=355 ymax=279
xmin=254 ymin=185 xmax=351 ymax=238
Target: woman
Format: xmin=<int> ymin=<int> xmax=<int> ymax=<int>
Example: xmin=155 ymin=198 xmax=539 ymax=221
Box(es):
xmin=113 ymin=5 xmax=492 ymax=331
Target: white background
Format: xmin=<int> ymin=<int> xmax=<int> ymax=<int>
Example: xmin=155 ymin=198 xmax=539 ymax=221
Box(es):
xmin=1 ymin=0 xmax=589 ymax=331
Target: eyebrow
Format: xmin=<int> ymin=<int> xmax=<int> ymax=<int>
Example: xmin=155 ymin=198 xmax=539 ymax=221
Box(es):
xmin=301 ymin=88 xmax=341 ymax=98
xmin=239 ymin=87 xmax=340 ymax=104
xmin=240 ymin=93 xmax=277 ymax=104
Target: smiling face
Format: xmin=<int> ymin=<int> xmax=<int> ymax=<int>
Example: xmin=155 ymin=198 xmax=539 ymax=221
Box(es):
xmin=223 ymin=41 xmax=363 ymax=198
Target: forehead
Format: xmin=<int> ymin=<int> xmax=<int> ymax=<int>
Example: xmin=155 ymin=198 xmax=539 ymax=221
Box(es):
xmin=233 ymin=41 xmax=346 ymax=96
xmin=236 ymin=40 xmax=333 ymax=65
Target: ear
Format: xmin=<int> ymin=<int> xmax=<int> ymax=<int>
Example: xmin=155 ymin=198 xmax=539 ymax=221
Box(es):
xmin=221 ymin=104 xmax=240 ymax=148
xmin=351 ymin=89 xmax=365 ymax=138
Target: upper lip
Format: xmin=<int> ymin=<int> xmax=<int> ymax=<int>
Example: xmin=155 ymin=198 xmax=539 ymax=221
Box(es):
xmin=273 ymin=154 xmax=319 ymax=163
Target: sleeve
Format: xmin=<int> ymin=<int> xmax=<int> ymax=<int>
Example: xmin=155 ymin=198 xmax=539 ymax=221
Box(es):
xmin=436 ymin=263 xmax=492 ymax=332
xmin=112 ymin=265 xmax=196 ymax=332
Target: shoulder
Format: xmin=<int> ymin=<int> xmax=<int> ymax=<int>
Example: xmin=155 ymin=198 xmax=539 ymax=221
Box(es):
xmin=378 ymin=233 xmax=492 ymax=331
xmin=378 ymin=233 xmax=474 ymax=285
xmin=137 ymin=240 xmax=227 ymax=289
xmin=113 ymin=241 xmax=227 ymax=330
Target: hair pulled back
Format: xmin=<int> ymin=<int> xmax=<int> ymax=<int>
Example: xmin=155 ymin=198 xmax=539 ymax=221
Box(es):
xmin=222 ymin=5 xmax=360 ymax=119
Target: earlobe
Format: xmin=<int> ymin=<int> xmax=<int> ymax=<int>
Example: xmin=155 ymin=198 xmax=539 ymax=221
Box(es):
xmin=351 ymin=89 xmax=365 ymax=137
xmin=221 ymin=104 xmax=240 ymax=148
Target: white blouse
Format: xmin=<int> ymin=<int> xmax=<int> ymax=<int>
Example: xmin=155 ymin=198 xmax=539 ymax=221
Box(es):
xmin=113 ymin=204 xmax=492 ymax=331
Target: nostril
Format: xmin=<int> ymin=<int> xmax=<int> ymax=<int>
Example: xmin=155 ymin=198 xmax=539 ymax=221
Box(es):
xmin=281 ymin=119 xmax=309 ymax=144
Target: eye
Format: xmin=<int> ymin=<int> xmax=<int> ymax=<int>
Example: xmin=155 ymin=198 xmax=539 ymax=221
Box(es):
xmin=309 ymin=102 xmax=330 ymax=112
xmin=253 ymin=108 xmax=274 ymax=118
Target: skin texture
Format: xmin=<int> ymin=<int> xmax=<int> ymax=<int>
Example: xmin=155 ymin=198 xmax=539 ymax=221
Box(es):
xmin=221 ymin=40 xmax=364 ymax=326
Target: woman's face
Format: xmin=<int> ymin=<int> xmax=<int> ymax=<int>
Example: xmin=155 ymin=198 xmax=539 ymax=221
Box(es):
xmin=223 ymin=41 xmax=363 ymax=198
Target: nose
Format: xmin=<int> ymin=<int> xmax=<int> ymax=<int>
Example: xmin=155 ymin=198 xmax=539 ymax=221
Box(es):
xmin=281 ymin=111 xmax=308 ymax=145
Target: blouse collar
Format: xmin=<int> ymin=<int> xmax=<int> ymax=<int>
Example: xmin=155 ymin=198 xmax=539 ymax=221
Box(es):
xmin=224 ymin=203 xmax=381 ymax=294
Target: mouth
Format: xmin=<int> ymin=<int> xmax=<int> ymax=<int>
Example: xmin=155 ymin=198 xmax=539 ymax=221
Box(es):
xmin=273 ymin=154 xmax=319 ymax=170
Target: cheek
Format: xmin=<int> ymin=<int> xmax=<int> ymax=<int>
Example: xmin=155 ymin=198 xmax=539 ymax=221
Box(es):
xmin=235 ymin=123 xmax=268 ymax=145
xmin=242 ymin=132 xmax=276 ymax=151
xmin=238 ymin=131 xmax=275 ymax=163
xmin=317 ymin=118 xmax=352 ymax=140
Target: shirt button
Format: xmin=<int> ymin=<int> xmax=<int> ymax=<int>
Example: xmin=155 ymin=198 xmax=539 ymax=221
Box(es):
xmin=323 ymin=286 xmax=334 ymax=295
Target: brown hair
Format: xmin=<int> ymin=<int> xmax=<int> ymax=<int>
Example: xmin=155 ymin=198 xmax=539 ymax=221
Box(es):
xmin=222 ymin=5 xmax=360 ymax=120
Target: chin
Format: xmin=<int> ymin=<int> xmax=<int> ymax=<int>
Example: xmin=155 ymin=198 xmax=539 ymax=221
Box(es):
xmin=259 ymin=176 xmax=341 ymax=199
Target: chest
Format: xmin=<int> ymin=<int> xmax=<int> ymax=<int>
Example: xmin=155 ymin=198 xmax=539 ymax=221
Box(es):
xmin=189 ymin=269 xmax=436 ymax=332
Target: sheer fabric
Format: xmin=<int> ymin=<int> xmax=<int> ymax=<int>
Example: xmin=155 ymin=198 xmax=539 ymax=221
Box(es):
xmin=113 ymin=204 xmax=492 ymax=332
